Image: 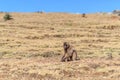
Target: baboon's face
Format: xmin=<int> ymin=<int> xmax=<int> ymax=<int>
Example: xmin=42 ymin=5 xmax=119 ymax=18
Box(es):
xmin=63 ymin=42 xmax=70 ymax=49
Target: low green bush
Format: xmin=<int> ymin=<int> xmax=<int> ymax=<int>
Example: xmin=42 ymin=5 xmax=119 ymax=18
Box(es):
xmin=3 ymin=13 xmax=12 ymax=21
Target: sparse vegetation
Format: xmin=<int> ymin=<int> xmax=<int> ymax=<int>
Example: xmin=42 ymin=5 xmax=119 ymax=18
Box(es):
xmin=36 ymin=11 xmax=44 ymax=13
xmin=107 ymin=53 xmax=113 ymax=60
xmin=3 ymin=13 xmax=12 ymax=21
xmin=0 ymin=13 xmax=120 ymax=80
xmin=82 ymin=13 xmax=86 ymax=17
xmin=40 ymin=51 xmax=60 ymax=58
xmin=40 ymin=51 xmax=54 ymax=57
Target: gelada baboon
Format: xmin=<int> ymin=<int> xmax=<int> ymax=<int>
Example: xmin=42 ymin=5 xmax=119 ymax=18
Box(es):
xmin=61 ymin=42 xmax=80 ymax=62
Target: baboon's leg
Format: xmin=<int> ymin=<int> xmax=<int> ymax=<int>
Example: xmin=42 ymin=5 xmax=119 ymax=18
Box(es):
xmin=62 ymin=54 xmax=71 ymax=62
xmin=61 ymin=53 xmax=66 ymax=62
xmin=67 ymin=57 xmax=70 ymax=61
xmin=61 ymin=53 xmax=70 ymax=62
xmin=73 ymin=50 xmax=79 ymax=60
xmin=62 ymin=56 xmax=69 ymax=62
xmin=70 ymin=56 xmax=73 ymax=61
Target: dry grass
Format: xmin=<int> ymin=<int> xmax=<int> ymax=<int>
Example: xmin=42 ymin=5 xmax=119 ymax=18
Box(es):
xmin=0 ymin=12 xmax=120 ymax=80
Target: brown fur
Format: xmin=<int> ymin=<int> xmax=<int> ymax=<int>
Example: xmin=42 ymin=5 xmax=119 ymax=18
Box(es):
xmin=61 ymin=42 xmax=80 ymax=62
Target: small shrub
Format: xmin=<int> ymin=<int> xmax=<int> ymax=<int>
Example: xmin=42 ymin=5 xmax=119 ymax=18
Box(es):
xmin=82 ymin=13 xmax=86 ymax=18
xmin=3 ymin=13 xmax=12 ymax=21
xmin=36 ymin=11 xmax=44 ymax=14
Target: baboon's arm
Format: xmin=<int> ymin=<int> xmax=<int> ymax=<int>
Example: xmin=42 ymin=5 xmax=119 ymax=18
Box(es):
xmin=61 ymin=53 xmax=66 ymax=59
xmin=61 ymin=53 xmax=67 ymax=62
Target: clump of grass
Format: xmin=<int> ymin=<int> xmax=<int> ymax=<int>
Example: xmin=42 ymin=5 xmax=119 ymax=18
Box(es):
xmin=3 ymin=13 xmax=12 ymax=21
xmin=53 ymin=34 xmax=65 ymax=38
xmin=36 ymin=11 xmax=44 ymax=14
xmin=88 ymin=63 xmax=100 ymax=69
xmin=82 ymin=13 xmax=86 ymax=18
xmin=28 ymin=51 xmax=60 ymax=58
xmin=107 ymin=53 xmax=113 ymax=60
xmin=106 ymin=48 xmax=113 ymax=60
xmin=40 ymin=51 xmax=60 ymax=58
xmin=28 ymin=53 xmax=41 ymax=58
xmin=25 ymin=36 xmax=40 ymax=39
xmin=0 ymin=51 xmax=12 ymax=58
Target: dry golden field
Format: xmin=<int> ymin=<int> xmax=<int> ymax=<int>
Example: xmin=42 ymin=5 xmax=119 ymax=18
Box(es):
xmin=0 ymin=12 xmax=120 ymax=80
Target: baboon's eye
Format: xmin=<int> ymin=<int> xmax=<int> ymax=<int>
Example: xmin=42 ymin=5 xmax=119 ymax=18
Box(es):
xmin=64 ymin=45 xmax=67 ymax=48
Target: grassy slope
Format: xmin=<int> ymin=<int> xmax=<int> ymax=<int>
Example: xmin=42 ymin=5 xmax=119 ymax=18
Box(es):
xmin=0 ymin=12 xmax=120 ymax=80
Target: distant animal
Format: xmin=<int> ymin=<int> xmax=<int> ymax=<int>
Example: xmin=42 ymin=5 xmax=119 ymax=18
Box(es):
xmin=61 ymin=42 xmax=80 ymax=62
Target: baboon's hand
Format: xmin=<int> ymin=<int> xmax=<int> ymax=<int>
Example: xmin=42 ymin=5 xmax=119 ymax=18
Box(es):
xmin=61 ymin=59 xmax=65 ymax=62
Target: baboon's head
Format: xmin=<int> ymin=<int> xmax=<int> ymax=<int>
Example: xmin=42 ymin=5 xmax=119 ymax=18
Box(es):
xmin=63 ymin=42 xmax=70 ymax=50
